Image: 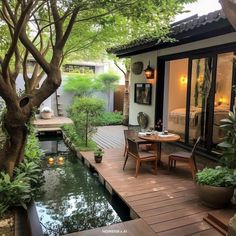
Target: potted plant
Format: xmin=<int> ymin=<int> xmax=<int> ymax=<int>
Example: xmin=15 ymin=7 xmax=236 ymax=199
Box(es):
xmin=196 ymin=166 xmax=236 ymax=208
xmin=94 ymin=148 xmax=104 ymax=163
xmin=40 ymin=107 xmax=53 ymax=119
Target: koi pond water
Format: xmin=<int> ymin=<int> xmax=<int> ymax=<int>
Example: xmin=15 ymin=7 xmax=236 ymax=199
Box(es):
xmin=35 ymin=139 xmax=129 ymax=235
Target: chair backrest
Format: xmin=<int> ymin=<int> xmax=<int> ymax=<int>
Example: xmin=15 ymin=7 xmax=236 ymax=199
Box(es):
xmin=124 ymin=130 xmax=137 ymax=143
xmin=191 ymin=136 xmax=201 ymax=169
xmin=127 ymin=138 xmax=139 ymax=157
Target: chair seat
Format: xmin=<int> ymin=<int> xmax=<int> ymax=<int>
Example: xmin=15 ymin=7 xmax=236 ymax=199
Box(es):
xmin=139 ymin=151 xmax=156 ymax=159
xmin=169 ymin=151 xmax=191 ymax=159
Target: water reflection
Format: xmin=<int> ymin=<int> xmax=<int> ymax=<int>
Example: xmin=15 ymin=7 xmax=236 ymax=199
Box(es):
xmin=36 ymin=140 xmax=121 ymax=236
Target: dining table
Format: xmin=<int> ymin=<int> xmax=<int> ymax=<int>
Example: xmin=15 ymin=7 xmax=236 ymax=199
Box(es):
xmin=138 ymin=132 xmax=180 ymax=165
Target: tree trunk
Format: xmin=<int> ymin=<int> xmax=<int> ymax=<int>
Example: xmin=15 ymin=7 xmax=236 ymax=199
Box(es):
xmin=220 ymin=0 xmax=236 ymax=30
xmin=123 ymin=70 xmax=130 ymax=125
xmin=0 ymin=120 xmax=28 ymax=176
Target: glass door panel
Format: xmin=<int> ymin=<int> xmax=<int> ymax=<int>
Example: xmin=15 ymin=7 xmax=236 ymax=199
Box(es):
xmin=213 ymin=52 xmax=233 ymax=144
xmin=189 ymin=57 xmax=213 ymax=145
xmin=166 ymin=59 xmax=188 ymax=141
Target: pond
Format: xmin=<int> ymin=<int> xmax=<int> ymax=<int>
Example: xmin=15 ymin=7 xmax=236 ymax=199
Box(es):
xmin=35 ymin=139 xmax=128 ymax=235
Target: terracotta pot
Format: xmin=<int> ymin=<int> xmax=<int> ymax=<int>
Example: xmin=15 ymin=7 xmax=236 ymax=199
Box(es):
xmin=41 ymin=112 xmax=53 ymax=119
xmin=94 ymin=155 xmax=102 ymax=163
xmin=197 ymin=184 xmax=234 ymax=208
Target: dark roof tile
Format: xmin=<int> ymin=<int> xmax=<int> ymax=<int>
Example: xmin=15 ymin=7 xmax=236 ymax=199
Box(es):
xmin=108 ymin=10 xmax=231 ymax=56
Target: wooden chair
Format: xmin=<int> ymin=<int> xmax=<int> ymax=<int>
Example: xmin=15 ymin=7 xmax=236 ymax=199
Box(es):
xmin=168 ymin=137 xmax=201 ymax=179
xmin=123 ymin=130 xmax=152 ymax=157
xmin=123 ymin=138 xmax=158 ymax=177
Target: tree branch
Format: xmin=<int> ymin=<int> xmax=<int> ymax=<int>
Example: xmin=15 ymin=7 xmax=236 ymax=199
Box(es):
xmin=1 ymin=0 xmax=33 ymax=79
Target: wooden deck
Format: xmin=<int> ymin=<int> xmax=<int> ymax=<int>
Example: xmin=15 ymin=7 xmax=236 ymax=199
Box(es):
xmin=77 ymin=148 xmax=221 ymax=236
xmin=33 ymin=116 xmax=73 ymax=131
xmin=92 ymin=125 xmax=127 ymax=149
xmin=67 ymin=126 xmax=223 ymax=235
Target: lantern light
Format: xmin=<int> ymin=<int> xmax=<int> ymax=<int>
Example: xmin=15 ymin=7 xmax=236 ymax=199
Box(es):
xmin=144 ymin=61 xmax=154 ymax=79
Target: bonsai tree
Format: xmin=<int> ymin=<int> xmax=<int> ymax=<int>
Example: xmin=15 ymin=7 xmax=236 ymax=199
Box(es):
xmin=68 ymin=97 xmax=105 ymax=146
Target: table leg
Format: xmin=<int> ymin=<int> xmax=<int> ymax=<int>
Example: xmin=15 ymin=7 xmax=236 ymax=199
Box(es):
xmin=155 ymin=142 xmax=162 ymax=165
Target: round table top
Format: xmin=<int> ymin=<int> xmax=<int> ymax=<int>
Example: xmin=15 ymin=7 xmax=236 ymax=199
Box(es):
xmin=138 ymin=133 xmax=180 ymax=143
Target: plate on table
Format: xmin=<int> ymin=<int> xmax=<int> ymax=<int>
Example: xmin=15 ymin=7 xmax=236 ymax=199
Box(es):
xmin=158 ymin=133 xmax=175 ymax=138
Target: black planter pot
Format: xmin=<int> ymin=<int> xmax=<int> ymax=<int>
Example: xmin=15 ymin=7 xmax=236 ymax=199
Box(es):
xmin=94 ymin=155 xmax=102 ymax=163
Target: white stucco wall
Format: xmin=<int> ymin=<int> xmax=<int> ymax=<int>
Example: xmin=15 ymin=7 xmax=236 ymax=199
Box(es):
xmin=130 ymin=51 xmax=157 ymax=127
xmin=157 ymin=32 xmax=236 ymax=57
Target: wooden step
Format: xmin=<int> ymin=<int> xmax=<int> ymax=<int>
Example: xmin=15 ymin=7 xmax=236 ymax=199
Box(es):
xmin=204 ymin=206 xmax=236 ymax=235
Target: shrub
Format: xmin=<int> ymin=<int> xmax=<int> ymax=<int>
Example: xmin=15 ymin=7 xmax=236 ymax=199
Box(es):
xmin=68 ymin=97 xmax=105 ymax=146
xmin=196 ymin=166 xmax=236 ymax=187
xmin=63 ymin=74 xmax=97 ymax=97
xmin=95 ymin=111 xmax=123 ymax=126
xmin=0 ymin=126 xmax=45 ymax=217
xmin=218 ymin=106 xmax=236 ymax=169
xmin=62 ymin=124 xmax=97 ymax=151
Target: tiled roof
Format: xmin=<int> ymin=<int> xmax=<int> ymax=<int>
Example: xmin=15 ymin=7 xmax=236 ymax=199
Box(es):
xmin=108 ymin=10 xmax=233 ymax=56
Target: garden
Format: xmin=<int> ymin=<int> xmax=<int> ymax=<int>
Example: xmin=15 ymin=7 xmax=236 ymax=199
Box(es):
xmin=0 ymin=0 xmax=236 ymax=235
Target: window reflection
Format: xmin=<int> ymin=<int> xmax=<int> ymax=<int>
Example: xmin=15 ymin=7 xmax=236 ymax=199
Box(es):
xmin=213 ymin=52 xmax=233 ymax=144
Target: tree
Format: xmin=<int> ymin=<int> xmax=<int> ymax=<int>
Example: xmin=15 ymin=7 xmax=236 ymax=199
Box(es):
xmin=63 ymin=74 xmax=97 ymax=97
xmin=0 ymin=0 xmax=195 ymax=175
xmin=220 ymin=0 xmax=236 ymax=30
xmin=69 ymin=97 xmax=105 ymax=147
xmin=96 ymin=72 xmax=120 ymax=111
xmin=114 ymin=59 xmax=131 ymax=125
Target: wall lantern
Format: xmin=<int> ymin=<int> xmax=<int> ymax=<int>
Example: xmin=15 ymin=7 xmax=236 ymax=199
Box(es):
xmin=144 ymin=61 xmax=154 ymax=79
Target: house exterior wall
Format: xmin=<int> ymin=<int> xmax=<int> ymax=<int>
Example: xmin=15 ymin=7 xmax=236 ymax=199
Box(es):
xmin=130 ymin=51 xmax=157 ymax=127
xmin=129 ymin=32 xmax=236 ymax=129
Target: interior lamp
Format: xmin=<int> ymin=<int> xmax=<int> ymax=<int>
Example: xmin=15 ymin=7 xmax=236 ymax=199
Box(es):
xmin=180 ymin=75 xmax=187 ymax=85
xmin=144 ymin=61 xmax=154 ymax=79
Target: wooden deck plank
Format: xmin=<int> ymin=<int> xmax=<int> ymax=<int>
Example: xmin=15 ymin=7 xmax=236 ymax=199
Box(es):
xmin=151 ymin=212 xmax=208 ymax=233
xmin=158 ymin=221 xmax=213 ymax=236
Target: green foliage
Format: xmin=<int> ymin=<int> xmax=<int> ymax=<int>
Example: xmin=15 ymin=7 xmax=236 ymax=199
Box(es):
xmin=0 ymin=172 xmax=31 ymax=216
xmin=24 ymin=131 xmax=44 ymax=163
xmin=14 ymin=160 xmax=45 ymax=191
xmin=62 ymin=0 xmax=195 ymax=63
xmin=0 ymin=128 xmax=45 ymax=217
xmin=68 ymin=97 xmax=105 ymax=146
xmin=96 ymin=72 xmax=119 ymax=92
xmin=63 ymin=74 xmax=97 ymax=97
xmin=62 ymin=124 xmax=97 ymax=151
xmin=218 ymin=106 xmax=236 ymax=168
xmin=196 ymin=166 xmax=236 ymax=187
xmin=95 ymin=72 xmax=120 ymax=110
xmin=95 ymin=111 xmax=123 ymax=126
xmin=94 ymin=148 xmax=104 ymax=157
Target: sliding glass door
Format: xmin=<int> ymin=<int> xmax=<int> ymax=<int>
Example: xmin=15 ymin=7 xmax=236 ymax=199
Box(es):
xmin=188 ymin=57 xmax=214 ymax=147
xmin=160 ymin=49 xmax=235 ymax=153
xmin=187 ymin=53 xmax=234 ymax=150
